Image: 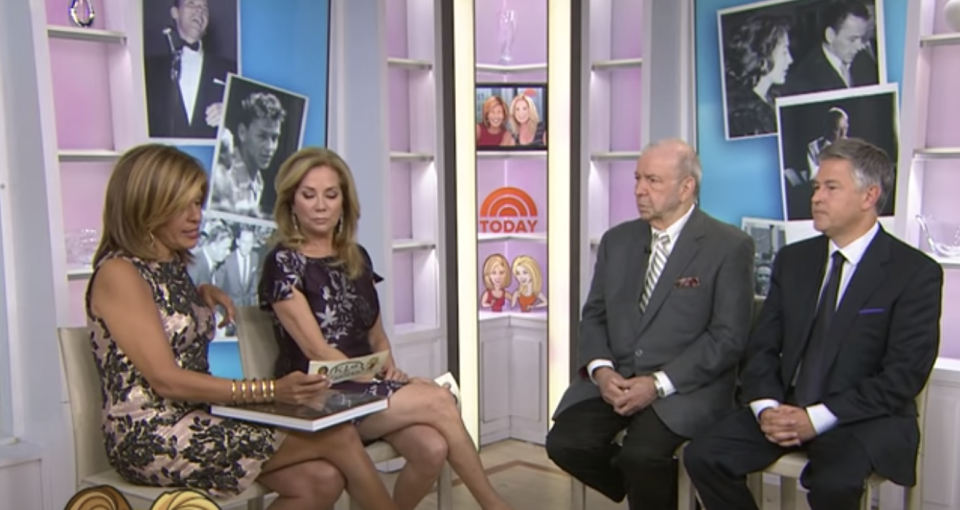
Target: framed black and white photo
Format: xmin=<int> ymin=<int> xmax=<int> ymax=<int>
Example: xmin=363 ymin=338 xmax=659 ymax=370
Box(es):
xmin=208 ymin=75 xmax=309 ymax=222
xmin=142 ymin=0 xmax=241 ymax=143
xmin=718 ymin=0 xmax=885 ymax=140
xmin=188 ymin=212 xmax=276 ymax=341
xmin=776 ymin=83 xmax=899 ymax=221
xmin=741 ymin=217 xmax=788 ymax=297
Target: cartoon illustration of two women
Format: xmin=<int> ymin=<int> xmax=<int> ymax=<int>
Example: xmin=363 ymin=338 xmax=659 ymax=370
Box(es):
xmin=480 ymin=254 xmax=547 ymax=313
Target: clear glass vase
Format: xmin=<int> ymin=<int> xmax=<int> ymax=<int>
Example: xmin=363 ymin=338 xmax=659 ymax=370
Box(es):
xmin=497 ymin=8 xmax=517 ymax=65
xmin=69 ymin=0 xmax=96 ymax=28
xmin=916 ymin=214 xmax=960 ymax=258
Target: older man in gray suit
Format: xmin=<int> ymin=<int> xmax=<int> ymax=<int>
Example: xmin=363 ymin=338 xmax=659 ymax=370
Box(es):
xmin=546 ymin=139 xmax=755 ymax=510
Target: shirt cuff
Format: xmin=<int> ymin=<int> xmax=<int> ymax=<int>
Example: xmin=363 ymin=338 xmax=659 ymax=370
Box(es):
xmin=652 ymin=371 xmax=676 ymax=397
xmin=587 ymin=359 xmax=614 ymax=384
xmin=749 ymin=399 xmax=780 ymax=421
xmin=805 ymin=404 xmax=838 ymax=435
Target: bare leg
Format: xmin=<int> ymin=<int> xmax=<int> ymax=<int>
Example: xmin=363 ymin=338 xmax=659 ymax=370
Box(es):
xmin=382 ymin=425 xmax=448 ymax=510
xmin=260 ymin=423 xmax=399 ymax=510
xmin=258 ymin=460 xmax=344 ymax=510
xmin=357 ymin=383 xmax=513 ymax=510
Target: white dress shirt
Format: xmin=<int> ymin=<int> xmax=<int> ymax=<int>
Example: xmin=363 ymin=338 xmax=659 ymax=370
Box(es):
xmin=750 ymin=222 xmax=880 ymax=435
xmin=179 ymin=44 xmax=204 ymax=124
xmin=587 ymin=203 xmax=697 ymax=397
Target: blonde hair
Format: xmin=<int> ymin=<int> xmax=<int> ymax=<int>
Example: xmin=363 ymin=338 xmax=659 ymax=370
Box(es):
xmin=512 ymin=255 xmax=542 ymax=296
xmin=509 ymin=94 xmax=540 ymax=131
xmin=272 ymin=147 xmax=365 ymax=279
xmin=151 ymin=489 xmax=222 ymax=510
xmin=63 ymin=485 xmax=133 ymax=510
xmin=481 ymin=96 xmax=508 ymax=128
xmin=92 ymin=144 xmax=208 ymax=266
xmin=482 ymin=253 xmax=511 ymax=290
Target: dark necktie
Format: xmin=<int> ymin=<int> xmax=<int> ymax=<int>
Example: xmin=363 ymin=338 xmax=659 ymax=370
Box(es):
xmin=794 ymin=250 xmax=846 ymax=406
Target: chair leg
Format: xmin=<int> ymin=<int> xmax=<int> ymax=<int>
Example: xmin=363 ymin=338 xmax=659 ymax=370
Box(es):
xmin=780 ymin=477 xmax=799 ymax=510
xmin=333 ymin=492 xmax=351 ymax=510
xmin=747 ymin=472 xmax=764 ymax=508
xmin=677 ymin=458 xmax=697 ymax=510
xmin=570 ymin=479 xmax=587 ymax=510
xmin=246 ymin=497 xmax=265 ymax=510
xmin=437 ymin=461 xmax=453 ymax=510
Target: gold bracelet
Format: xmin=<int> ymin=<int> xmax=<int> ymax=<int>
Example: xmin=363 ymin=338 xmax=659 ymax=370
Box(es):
xmin=231 ymin=380 xmax=237 ymax=403
xmin=269 ymin=380 xmax=276 ymax=402
xmin=259 ymin=380 xmax=267 ymax=403
xmin=252 ymin=378 xmax=261 ymax=403
xmin=240 ymin=380 xmax=247 ymax=404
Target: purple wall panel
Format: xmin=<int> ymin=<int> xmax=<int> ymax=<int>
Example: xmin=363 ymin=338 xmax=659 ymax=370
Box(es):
xmin=608 ymin=161 xmax=638 ymax=228
xmin=610 ymin=0 xmax=644 ymax=60
xmin=941 ymin=271 xmax=960 ymax=359
xmin=45 ymin=0 xmax=107 ymax=29
xmin=390 ymin=162 xmax=413 ymax=240
xmin=473 ymin=0 xmax=547 ymax=66
xmin=925 ymin=47 xmax=960 ymax=149
xmin=49 ymin=40 xmax=114 ymax=150
xmin=609 ymin=68 xmax=643 ymax=152
xmin=388 ymin=69 xmax=411 ymax=151
xmin=391 ymin=252 xmax=415 ymax=325
xmin=385 ymin=0 xmax=408 ymax=59
xmin=60 ymin=162 xmax=111 ymax=235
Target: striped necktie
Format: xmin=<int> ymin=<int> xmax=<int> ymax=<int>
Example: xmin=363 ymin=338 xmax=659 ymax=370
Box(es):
xmin=640 ymin=232 xmax=670 ymax=312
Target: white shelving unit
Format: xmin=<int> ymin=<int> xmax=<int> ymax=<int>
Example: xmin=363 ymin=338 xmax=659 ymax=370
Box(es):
xmin=580 ymin=0 xmax=647 ymax=301
xmin=384 ymin=0 xmax=447 ymax=383
xmin=895 ymin=0 xmax=960 ymax=268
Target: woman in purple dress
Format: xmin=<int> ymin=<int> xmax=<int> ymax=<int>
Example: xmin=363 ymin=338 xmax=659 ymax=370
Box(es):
xmin=259 ymin=148 xmax=516 ymax=510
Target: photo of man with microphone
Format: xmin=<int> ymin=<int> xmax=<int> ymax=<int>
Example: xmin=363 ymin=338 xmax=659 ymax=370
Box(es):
xmin=143 ymin=0 xmax=239 ymax=141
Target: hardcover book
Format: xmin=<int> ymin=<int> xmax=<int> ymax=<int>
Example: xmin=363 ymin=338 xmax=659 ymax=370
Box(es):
xmin=211 ymin=390 xmax=388 ymax=431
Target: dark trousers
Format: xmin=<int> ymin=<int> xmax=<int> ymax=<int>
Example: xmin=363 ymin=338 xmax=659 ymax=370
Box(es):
xmin=545 ymin=398 xmax=687 ymax=510
xmin=683 ymin=408 xmax=874 ymax=510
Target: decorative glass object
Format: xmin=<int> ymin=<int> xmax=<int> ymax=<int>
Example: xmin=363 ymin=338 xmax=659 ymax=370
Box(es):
xmin=946 ymin=0 xmax=960 ymax=32
xmin=497 ymin=6 xmax=517 ymax=65
xmin=916 ymin=215 xmax=960 ymax=258
xmin=69 ymin=0 xmax=96 ymax=28
xmin=65 ymin=229 xmax=101 ymax=266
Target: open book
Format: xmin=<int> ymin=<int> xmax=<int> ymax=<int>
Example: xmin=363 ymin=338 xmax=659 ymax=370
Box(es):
xmin=211 ymin=390 xmax=388 ymax=432
xmin=308 ymin=350 xmax=390 ymax=384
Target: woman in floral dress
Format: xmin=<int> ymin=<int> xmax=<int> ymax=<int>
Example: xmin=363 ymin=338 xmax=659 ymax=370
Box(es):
xmin=259 ymin=147 xmax=515 ymax=510
xmin=85 ymin=144 xmax=400 ymax=510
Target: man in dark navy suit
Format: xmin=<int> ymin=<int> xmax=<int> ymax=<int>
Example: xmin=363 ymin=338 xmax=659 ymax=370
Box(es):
xmin=144 ymin=0 xmax=237 ymax=139
xmin=683 ymin=138 xmax=943 ymax=510
xmin=783 ymin=1 xmax=879 ymax=96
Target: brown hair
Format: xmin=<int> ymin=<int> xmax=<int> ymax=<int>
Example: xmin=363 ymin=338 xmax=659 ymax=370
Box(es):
xmin=482 ymin=96 xmax=508 ymax=128
xmin=272 ymin=147 xmax=365 ymax=279
xmin=92 ymin=144 xmax=208 ymax=266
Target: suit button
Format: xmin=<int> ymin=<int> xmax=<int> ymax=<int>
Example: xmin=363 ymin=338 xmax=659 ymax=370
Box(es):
xmin=634 ymin=349 xmax=644 ymax=357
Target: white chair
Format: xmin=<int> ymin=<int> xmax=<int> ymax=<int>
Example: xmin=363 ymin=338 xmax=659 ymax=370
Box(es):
xmin=747 ymin=385 xmax=929 ymax=510
xmin=58 ymin=327 xmax=271 ymax=509
xmin=234 ymin=306 xmax=454 ymax=510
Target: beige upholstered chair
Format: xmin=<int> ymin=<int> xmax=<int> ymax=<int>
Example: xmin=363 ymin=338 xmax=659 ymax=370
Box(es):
xmin=58 ymin=327 xmax=271 ymax=509
xmin=234 ymin=305 xmax=455 ymax=510
xmin=748 ymin=386 xmax=929 ymax=510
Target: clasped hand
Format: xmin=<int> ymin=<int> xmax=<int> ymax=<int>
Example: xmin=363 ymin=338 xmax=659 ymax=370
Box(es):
xmin=596 ymin=370 xmax=657 ymax=416
xmin=759 ymin=406 xmax=817 ymax=447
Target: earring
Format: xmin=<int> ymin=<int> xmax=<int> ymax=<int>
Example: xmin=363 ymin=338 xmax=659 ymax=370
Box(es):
xmin=149 ymin=232 xmax=156 ymax=247
xmin=292 ymin=214 xmax=300 ymax=231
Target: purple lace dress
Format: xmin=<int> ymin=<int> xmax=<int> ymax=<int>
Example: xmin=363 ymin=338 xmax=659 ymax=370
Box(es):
xmin=259 ymin=244 xmax=405 ymax=398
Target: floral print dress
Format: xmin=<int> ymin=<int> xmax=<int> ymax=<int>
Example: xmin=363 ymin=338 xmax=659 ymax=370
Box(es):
xmin=259 ymin=244 xmax=406 ymax=398
xmin=86 ymin=253 xmax=284 ymax=497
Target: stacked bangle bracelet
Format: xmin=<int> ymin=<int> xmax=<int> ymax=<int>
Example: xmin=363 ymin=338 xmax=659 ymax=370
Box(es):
xmin=230 ymin=378 xmax=276 ymax=404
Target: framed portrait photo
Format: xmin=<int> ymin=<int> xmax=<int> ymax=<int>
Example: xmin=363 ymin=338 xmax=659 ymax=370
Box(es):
xmin=776 ymin=83 xmax=899 ymax=221
xmin=718 ymin=0 xmax=885 ymax=141
xmin=207 ymin=75 xmax=309 ymax=222
xmin=475 ymin=83 xmax=548 ymax=151
xmin=142 ymin=0 xmax=241 ymax=143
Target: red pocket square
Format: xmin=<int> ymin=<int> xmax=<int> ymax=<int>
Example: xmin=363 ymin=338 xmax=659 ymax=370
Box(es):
xmin=675 ymin=277 xmax=700 ymax=288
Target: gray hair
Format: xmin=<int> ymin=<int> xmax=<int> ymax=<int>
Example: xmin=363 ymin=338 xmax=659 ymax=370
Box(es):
xmin=641 ymin=138 xmax=703 ymax=194
xmin=818 ymin=138 xmax=894 ymax=213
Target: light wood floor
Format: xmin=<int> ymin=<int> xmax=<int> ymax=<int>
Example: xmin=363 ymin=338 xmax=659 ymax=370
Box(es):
xmin=381 ymin=440 xmax=810 ymax=510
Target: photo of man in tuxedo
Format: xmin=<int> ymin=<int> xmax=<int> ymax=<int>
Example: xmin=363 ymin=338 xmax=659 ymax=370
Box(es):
xmin=186 ymin=216 xmax=233 ymax=286
xmin=216 ymin=224 xmax=260 ymax=308
xmin=782 ymin=0 xmax=879 ymax=96
xmin=546 ymin=139 xmax=756 ymax=510
xmin=684 ymin=138 xmax=943 ymax=510
xmin=143 ymin=0 xmax=239 ymax=140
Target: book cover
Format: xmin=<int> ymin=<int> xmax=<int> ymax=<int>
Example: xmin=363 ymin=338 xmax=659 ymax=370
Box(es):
xmin=212 ymin=390 xmax=388 ymax=431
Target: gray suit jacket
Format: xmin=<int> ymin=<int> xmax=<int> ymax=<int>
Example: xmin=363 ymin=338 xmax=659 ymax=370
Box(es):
xmin=554 ymin=208 xmax=755 ymax=438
